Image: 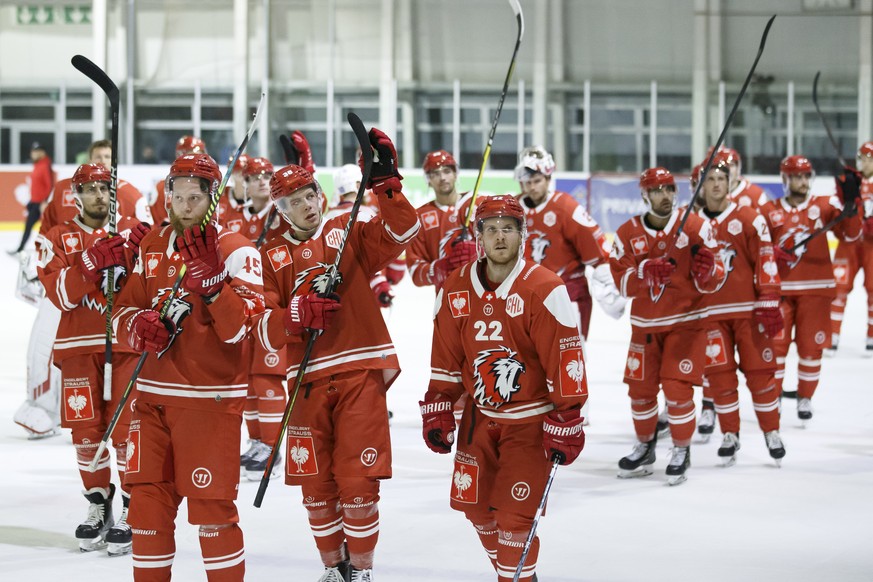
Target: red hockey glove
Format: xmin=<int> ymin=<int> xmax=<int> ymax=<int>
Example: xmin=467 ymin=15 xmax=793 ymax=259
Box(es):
xmin=78 ymin=235 xmax=127 ymax=284
xmin=773 ymin=246 xmax=795 ymax=278
xmin=127 ymin=309 xmax=175 ymax=353
xmin=125 ymin=222 xmax=151 ymax=255
xmin=835 ymin=167 xmax=862 ymax=217
xmin=385 ymin=259 xmax=406 ymax=285
xmin=638 ymin=257 xmax=675 ymax=288
xmin=361 ymin=128 xmax=403 ymax=198
xmin=290 ymin=130 xmax=316 ymax=174
xmin=177 ymin=224 xmax=228 ymax=298
xmin=562 ymin=270 xmax=589 ymax=302
xmin=691 ymin=245 xmax=716 ymax=285
xmin=372 ymin=279 xmax=394 ymax=307
xmin=284 ymin=293 xmax=342 ymax=336
xmin=753 ymin=294 xmax=784 ymax=338
xmin=446 ymin=239 xmax=478 ymax=270
xmin=419 ymin=392 xmax=455 ymax=454
xmin=542 ymin=409 xmax=586 ymax=466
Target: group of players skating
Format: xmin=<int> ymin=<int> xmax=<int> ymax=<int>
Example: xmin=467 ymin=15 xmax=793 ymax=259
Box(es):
xmin=10 ymin=127 xmax=873 ymax=581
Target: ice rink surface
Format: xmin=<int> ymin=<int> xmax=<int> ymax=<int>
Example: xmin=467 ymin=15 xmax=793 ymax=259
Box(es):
xmin=0 ymin=229 xmax=871 ymax=581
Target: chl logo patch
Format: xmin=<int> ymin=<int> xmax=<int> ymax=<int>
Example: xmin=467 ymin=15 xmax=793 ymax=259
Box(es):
xmin=287 ymin=436 xmax=318 ymax=476
xmin=506 ymin=293 xmax=524 ymax=318
xmin=61 ymin=232 xmax=84 ymax=254
xmin=543 ymin=211 xmax=557 ymax=227
xmin=451 ymin=456 xmax=479 ymax=504
xmin=192 ymin=467 xmax=213 ymax=489
xmin=448 ymin=291 xmax=470 ymax=318
xmin=325 ymin=228 xmax=344 ymax=250
xmin=360 ymin=447 xmax=378 ymax=467
xmin=267 ymin=245 xmax=292 ymax=271
xmin=421 ymin=210 xmax=439 ymax=230
xmin=727 ymin=218 xmax=743 ymax=237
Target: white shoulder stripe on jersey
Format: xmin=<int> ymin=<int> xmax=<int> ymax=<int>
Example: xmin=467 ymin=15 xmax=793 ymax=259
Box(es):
xmin=543 ymin=285 xmax=579 ymax=329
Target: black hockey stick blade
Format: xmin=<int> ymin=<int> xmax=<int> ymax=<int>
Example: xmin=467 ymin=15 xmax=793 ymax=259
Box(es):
xmin=72 ymin=55 xmax=119 ymax=104
xmin=254 ymin=113 xmax=374 ymax=508
xmin=813 ymin=71 xmax=849 ymax=168
xmin=669 ymin=14 xmax=775 ymax=255
xmin=278 ymin=134 xmax=299 ymax=165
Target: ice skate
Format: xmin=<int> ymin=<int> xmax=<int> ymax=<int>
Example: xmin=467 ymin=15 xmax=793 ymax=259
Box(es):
xmin=106 ymin=493 xmax=131 ymax=556
xmin=240 ymin=438 xmax=261 ymax=472
xmin=665 ymin=446 xmax=690 ymax=486
xmin=864 ymin=338 xmax=873 ymax=359
xmin=317 ymin=559 xmax=350 ymax=582
xmin=764 ymin=430 xmax=786 ymax=467
xmin=717 ymin=432 xmax=740 ymax=467
xmin=797 ymin=398 xmax=813 ymax=427
xmin=76 ymin=484 xmax=115 ymax=552
xmin=245 ymin=441 xmax=282 ymax=481
xmin=350 ymin=567 xmax=373 ymax=582
xmin=697 ymin=405 xmax=715 ymax=443
xmin=655 ymin=409 xmax=670 ymax=438
xmin=617 ymin=437 xmax=656 ymax=479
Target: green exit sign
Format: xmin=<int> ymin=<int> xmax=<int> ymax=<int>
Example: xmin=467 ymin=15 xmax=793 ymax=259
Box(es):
xmin=16 ymin=5 xmax=91 ymax=25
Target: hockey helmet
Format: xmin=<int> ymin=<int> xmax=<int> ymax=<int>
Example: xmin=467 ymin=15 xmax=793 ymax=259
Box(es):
xmin=857 ymin=141 xmax=873 ymax=160
xmin=475 ymin=194 xmax=525 ymax=232
xmin=334 ymin=163 xmax=363 ymax=197
xmin=422 ymin=150 xmax=457 ymax=174
xmin=780 ymin=155 xmax=814 ymax=176
xmin=176 ymin=135 xmax=207 ymax=156
xmin=244 ymin=157 xmax=274 ymax=179
xmin=229 ymin=153 xmax=251 ymax=175
xmin=72 ymin=163 xmax=111 ymax=193
xmin=166 ymin=153 xmax=221 ymax=200
xmin=514 ymin=145 xmax=556 ymax=181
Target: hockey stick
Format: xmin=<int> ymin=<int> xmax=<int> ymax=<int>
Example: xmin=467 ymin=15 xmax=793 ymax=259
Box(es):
xmin=461 ymin=0 xmax=525 ymax=229
xmin=512 ymin=458 xmax=560 ymax=582
xmin=254 ymin=134 xmax=297 ymax=249
xmin=784 ymin=210 xmax=851 ymax=254
xmin=88 ymin=93 xmax=266 ymax=470
xmin=72 ymin=55 xmax=119 ymax=402
xmin=254 ymin=112 xmax=374 ymax=507
xmin=812 ymin=71 xmax=849 ymax=168
xmin=667 ymin=15 xmax=776 ymax=256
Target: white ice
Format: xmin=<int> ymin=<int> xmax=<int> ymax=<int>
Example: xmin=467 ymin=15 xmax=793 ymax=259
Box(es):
xmin=0 ymin=229 xmax=871 ymax=581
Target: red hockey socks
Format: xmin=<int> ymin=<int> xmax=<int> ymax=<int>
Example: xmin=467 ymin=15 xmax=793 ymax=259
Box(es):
xmin=199 ymin=524 xmax=245 ymax=581
xmin=496 ymin=529 xmax=537 ymax=581
xmin=306 ymin=500 xmax=346 ymax=567
xmin=747 ymin=373 xmax=780 ymax=433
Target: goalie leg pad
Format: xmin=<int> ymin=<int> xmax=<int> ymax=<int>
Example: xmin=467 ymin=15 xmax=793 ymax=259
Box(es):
xmin=13 ymin=400 xmax=59 ymax=439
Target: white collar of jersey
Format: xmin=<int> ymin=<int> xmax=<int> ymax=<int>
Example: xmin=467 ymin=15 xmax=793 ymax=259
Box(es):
xmin=244 ymin=200 xmax=273 ymax=220
xmin=779 ymin=195 xmax=809 ymax=212
xmin=696 ymin=201 xmax=737 ymax=224
xmin=228 ymin=194 xmax=248 ymax=211
xmin=729 ymin=177 xmax=748 ymax=198
xmin=641 ymin=208 xmax=679 ymax=237
xmin=72 ymin=215 xmax=105 ymax=235
xmin=520 ymin=190 xmax=554 ymax=213
xmin=281 ymin=215 xmax=327 ymax=246
xmin=470 ymin=255 xmax=527 ymax=300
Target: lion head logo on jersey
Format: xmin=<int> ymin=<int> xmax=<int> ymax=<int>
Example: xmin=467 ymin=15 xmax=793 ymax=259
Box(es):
xmin=527 ymin=230 xmax=551 ymax=264
xmin=777 ymin=228 xmax=810 ymax=270
xmin=437 ymin=227 xmax=464 ymax=259
xmin=292 ymin=262 xmax=342 ymax=296
xmin=711 ymin=242 xmax=737 ymax=293
xmin=149 ymin=287 xmax=192 ymax=355
xmin=472 ymin=346 xmax=526 ymax=408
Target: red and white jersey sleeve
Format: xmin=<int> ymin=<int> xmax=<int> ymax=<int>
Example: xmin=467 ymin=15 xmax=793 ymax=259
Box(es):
xmin=520 ymin=190 xmax=610 ymax=277
xmin=430 ymin=258 xmax=587 ymax=424
xmin=761 ymin=195 xmax=862 ymax=296
xmin=37 ymin=217 xmax=142 ymax=361
xmin=730 ymin=178 xmax=769 ymax=210
xmin=696 ymin=203 xmax=780 ymax=321
xmin=254 ymin=190 xmax=420 ymax=384
xmin=405 ymin=193 xmax=473 ymax=287
xmin=609 ymin=211 xmax=725 ymax=332
xmin=112 ymin=225 xmax=265 ymax=413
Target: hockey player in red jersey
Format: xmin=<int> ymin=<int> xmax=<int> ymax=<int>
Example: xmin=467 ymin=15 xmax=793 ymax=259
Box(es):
xmin=216 ymin=153 xmax=250 ymax=234
xmin=609 ymin=167 xmax=725 ymax=485
xmin=36 ymin=163 xmax=150 ymax=555
xmin=761 ymin=155 xmax=862 ymax=423
xmin=421 ymin=194 xmax=586 ymax=582
xmin=829 ymin=141 xmax=873 ymax=356
xmin=514 ymin=146 xmax=625 ymax=340
xmin=406 ymin=149 xmax=478 ymax=289
xmin=721 ymin=146 xmax=769 ymax=209
xmin=113 ymin=153 xmax=265 ymax=581
xmin=696 ymin=158 xmax=786 ymax=465
xmin=255 ymin=128 xmax=419 ymax=582
xmin=149 ymin=135 xmax=207 ymax=226
xmin=16 ymin=140 xmax=152 ymax=440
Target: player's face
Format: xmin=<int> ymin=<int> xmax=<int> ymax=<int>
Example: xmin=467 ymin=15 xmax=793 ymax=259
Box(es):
xmin=277 ymin=186 xmax=322 ymax=233
xmin=89 ymin=147 xmax=111 ymax=168
xmin=857 ymin=154 xmax=873 ymax=179
xmin=786 ymin=173 xmax=811 ymax=197
xmin=644 ymin=186 xmax=676 ymax=217
xmin=702 ymin=169 xmax=729 ymax=209
xmin=479 ymin=216 xmax=522 ymax=266
xmin=245 ymin=171 xmax=273 ymax=208
xmin=426 ymin=165 xmax=457 ymax=198
xmin=521 ymin=173 xmax=550 ymax=205
xmin=78 ymin=181 xmax=110 ymax=223
xmin=169 ymin=178 xmax=211 ymax=234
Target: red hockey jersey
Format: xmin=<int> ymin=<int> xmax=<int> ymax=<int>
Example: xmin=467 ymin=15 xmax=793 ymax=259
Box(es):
xmin=112 ymin=226 xmax=265 ymax=413
xmin=216 ymin=191 xmax=248 ymax=235
xmin=255 ymin=191 xmax=420 ymax=384
xmin=730 ymin=178 xmax=768 ymax=210
xmin=696 ymin=203 xmax=780 ymax=321
xmin=610 ymin=210 xmax=725 ymax=332
xmin=39 ymin=178 xmax=151 ymax=238
xmin=406 ymin=193 xmax=473 ymax=287
xmin=519 ymin=190 xmax=610 ymax=277
xmin=761 ymin=195 xmax=862 ymax=296
xmin=429 ymin=258 xmax=587 ymax=424
xmin=37 ymin=217 xmax=142 ymax=362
